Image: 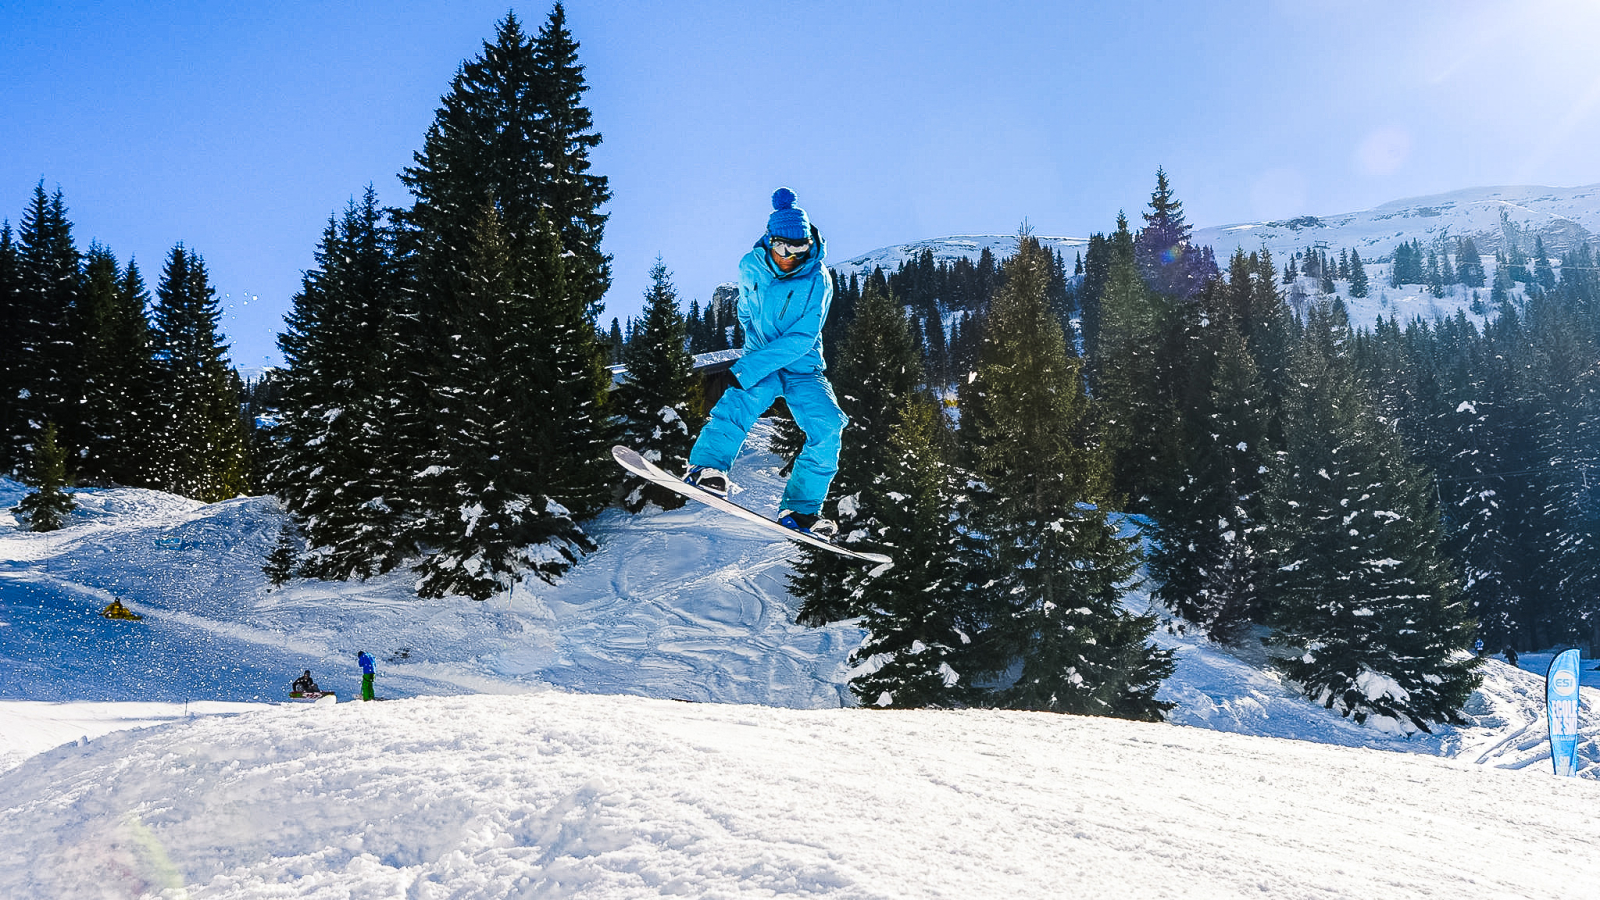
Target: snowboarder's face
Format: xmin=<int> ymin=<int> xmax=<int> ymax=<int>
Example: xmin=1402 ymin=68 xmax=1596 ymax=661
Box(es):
xmin=769 ymin=236 xmax=810 ymax=272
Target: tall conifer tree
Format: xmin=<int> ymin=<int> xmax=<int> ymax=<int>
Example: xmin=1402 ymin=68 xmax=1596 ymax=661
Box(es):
xmin=1265 ymin=299 xmax=1479 ymax=732
xmin=8 ymin=185 xmax=83 ymax=471
xmin=618 ymin=258 xmax=697 ymax=511
xmin=149 ymin=245 xmax=250 ymax=501
xmin=963 ymin=233 xmax=1173 ymax=721
xmin=397 ymin=9 xmax=614 ymax=594
xmin=273 ymin=190 xmax=410 ymax=579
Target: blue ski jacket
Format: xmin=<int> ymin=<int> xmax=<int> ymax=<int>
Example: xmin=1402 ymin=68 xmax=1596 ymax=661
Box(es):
xmin=728 ymin=226 xmax=833 ymax=388
xmin=358 ymin=651 xmax=375 ymax=675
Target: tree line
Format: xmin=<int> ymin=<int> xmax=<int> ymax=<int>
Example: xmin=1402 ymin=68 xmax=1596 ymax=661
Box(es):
xmin=0 ymin=183 xmax=251 ymax=522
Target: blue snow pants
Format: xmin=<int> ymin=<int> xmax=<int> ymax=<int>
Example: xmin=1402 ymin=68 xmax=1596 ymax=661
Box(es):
xmin=688 ymin=367 xmax=848 ymax=516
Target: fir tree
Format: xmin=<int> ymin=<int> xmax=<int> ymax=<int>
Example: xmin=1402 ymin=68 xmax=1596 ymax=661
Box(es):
xmin=1149 ymin=291 xmax=1272 ymax=643
xmin=263 ymin=521 xmax=300 ymax=588
xmin=790 ymin=280 xmax=925 ymax=626
xmin=617 ymin=258 xmax=698 ymax=512
xmin=1455 ymin=237 xmax=1485 ymax=288
xmin=16 ymin=422 xmax=75 ymax=532
xmin=397 ymin=9 xmax=615 ymax=592
xmin=7 ymin=184 xmax=82 ymax=472
xmin=1264 ymin=299 xmax=1480 ymax=733
xmin=272 ymin=190 xmax=411 ymax=579
xmin=0 ymin=222 xmax=20 ymax=473
xmin=1093 ymin=211 xmax=1177 ymax=509
xmin=846 ymin=396 xmax=980 ymax=708
xmin=1133 ymin=168 xmax=1216 ymax=301
xmin=412 ymin=206 xmax=597 ymax=599
xmin=74 ymin=245 xmax=158 ymax=486
xmin=1348 ymin=250 xmax=1370 ymax=298
xmin=149 ymin=244 xmax=251 ymax=502
xmin=963 ymin=232 xmax=1173 ymax=721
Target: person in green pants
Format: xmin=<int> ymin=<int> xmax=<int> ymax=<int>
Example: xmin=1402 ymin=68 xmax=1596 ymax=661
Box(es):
xmin=358 ymin=650 xmax=376 ymax=701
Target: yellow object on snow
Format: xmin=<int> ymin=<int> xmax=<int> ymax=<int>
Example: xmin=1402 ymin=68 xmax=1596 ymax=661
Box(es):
xmin=100 ymin=600 xmax=143 ymax=621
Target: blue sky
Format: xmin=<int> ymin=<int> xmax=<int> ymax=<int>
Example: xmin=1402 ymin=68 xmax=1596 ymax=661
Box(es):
xmin=5 ymin=0 xmax=1600 ymax=369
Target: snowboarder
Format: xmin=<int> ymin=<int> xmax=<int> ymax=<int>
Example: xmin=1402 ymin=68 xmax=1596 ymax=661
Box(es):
xmin=1473 ymin=638 xmax=1485 ymax=657
xmin=683 ymin=187 xmax=848 ymax=539
xmin=1502 ymin=645 xmax=1519 ymax=667
xmin=292 ymin=670 xmax=320 ymax=694
xmin=358 ymin=651 xmax=376 ymax=701
xmin=99 ymin=599 xmax=142 ymax=621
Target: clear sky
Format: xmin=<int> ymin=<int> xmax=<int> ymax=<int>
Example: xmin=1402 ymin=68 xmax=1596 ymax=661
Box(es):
xmin=5 ymin=0 xmax=1600 ymax=369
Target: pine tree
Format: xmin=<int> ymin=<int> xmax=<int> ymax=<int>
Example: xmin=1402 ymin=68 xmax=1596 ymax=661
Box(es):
xmin=1149 ymin=290 xmax=1272 ymax=643
xmin=263 ymin=521 xmax=300 ymax=588
xmin=149 ymin=244 xmax=251 ymax=502
xmin=7 ymin=184 xmax=83 ymax=472
xmin=272 ymin=190 xmax=411 ymax=579
xmin=411 ymin=206 xmax=598 ymax=599
xmin=790 ymin=280 xmax=925 ymax=626
xmin=398 ymin=10 xmax=614 ymax=591
xmin=617 ymin=258 xmax=698 ymax=511
xmin=17 ymin=422 xmax=75 ymax=532
xmin=846 ymin=396 xmax=980 ymax=708
xmin=1264 ymin=299 xmax=1480 ymax=733
xmin=0 ymin=222 xmax=20 ymax=473
xmin=963 ymin=232 xmax=1173 ymax=720
xmin=74 ymin=245 xmax=159 ymax=486
xmin=1093 ymin=212 xmax=1177 ymax=509
xmin=1133 ymin=168 xmax=1216 ymax=301
xmin=1348 ymin=250 xmax=1370 ymax=298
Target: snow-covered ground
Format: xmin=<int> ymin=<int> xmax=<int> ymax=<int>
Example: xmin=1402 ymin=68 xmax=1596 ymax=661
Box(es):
xmin=3 ymin=423 xmax=1598 ymax=897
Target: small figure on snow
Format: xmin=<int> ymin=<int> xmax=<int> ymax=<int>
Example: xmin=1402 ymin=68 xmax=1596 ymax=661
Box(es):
xmin=99 ymin=599 xmax=142 ymax=621
xmin=1473 ymin=638 xmax=1485 ymax=657
xmin=358 ymin=650 xmax=376 ymax=701
xmin=1502 ymin=645 xmax=1519 ymax=667
xmin=291 ymin=670 xmax=320 ymax=695
xmin=682 ymin=187 xmax=848 ymax=540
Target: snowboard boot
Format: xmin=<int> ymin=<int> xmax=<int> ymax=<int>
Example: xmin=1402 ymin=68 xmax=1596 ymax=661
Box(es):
xmin=684 ymin=465 xmax=730 ymax=498
xmin=778 ymin=510 xmax=838 ymax=540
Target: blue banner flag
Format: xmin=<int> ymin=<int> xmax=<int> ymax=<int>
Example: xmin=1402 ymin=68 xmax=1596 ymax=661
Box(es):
xmin=1546 ymin=648 xmax=1582 ymax=777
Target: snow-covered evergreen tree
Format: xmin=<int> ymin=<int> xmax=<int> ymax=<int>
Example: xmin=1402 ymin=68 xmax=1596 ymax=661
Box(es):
xmin=963 ymin=232 xmax=1173 ymax=721
xmin=396 ymin=9 xmax=615 ymax=595
xmin=617 ymin=258 xmax=697 ymax=512
xmin=789 ymin=279 xmax=925 ymax=627
xmin=1265 ymin=299 xmax=1480 ymax=733
xmin=5 ymin=185 xmax=82 ymax=473
xmin=411 ymin=207 xmax=595 ymax=599
xmin=845 ymin=396 xmax=980 ymax=709
xmin=272 ymin=189 xmax=410 ymax=579
xmin=149 ymin=244 xmax=250 ymax=502
xmin=1150 ymin=301 xmax=1272 ymax=643
xmin=16 ymin=422 xmax=75 ymax=532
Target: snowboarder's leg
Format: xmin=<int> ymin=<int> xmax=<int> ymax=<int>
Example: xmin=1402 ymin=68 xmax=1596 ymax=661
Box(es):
xmin=776 ymin=368 xmax=848 ymax=516
xmin=688 ymin=374 xmax=782 ymax=471
xmin=362 ymin=673 xmax=375 ymax=701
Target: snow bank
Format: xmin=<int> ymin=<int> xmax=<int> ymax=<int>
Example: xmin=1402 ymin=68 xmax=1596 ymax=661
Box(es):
xmin=4 ymin=691 xmax=1599 ymax=899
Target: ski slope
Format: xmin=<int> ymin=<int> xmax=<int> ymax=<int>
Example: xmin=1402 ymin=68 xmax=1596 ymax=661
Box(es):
xmin=2 ymin=422 xmax=1599 ymax=897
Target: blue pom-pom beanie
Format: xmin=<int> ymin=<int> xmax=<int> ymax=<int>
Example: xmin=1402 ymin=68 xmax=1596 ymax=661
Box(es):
xmin=767 ymin=187 xmax=811 ymax=240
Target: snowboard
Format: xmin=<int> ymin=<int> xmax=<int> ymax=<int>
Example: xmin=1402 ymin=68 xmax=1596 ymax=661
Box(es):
xmin=288 ymin=691 xmax=336 ymax=704
xmin=612 ymin=445 xmax=891 ymax=565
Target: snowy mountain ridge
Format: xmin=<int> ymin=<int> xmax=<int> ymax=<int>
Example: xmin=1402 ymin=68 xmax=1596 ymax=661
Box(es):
xmin=835 ymin=183 xmax=1600 ymax=282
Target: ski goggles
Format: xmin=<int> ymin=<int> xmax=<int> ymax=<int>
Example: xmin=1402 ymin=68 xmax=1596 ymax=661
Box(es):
xmin=770 ymin=236 xmax=812 ymax=258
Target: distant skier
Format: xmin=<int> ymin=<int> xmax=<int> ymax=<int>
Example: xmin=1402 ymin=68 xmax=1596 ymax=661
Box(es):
xmin=1502 ymin=645 xmax=1519 ymax=667
xmin=682 ymin=187 xmax=848 ymax=539
xmin=1473 ymin=638 xmax=1485 ymax=657
xmin=358 ymin=651 xmax=376 ymax=701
